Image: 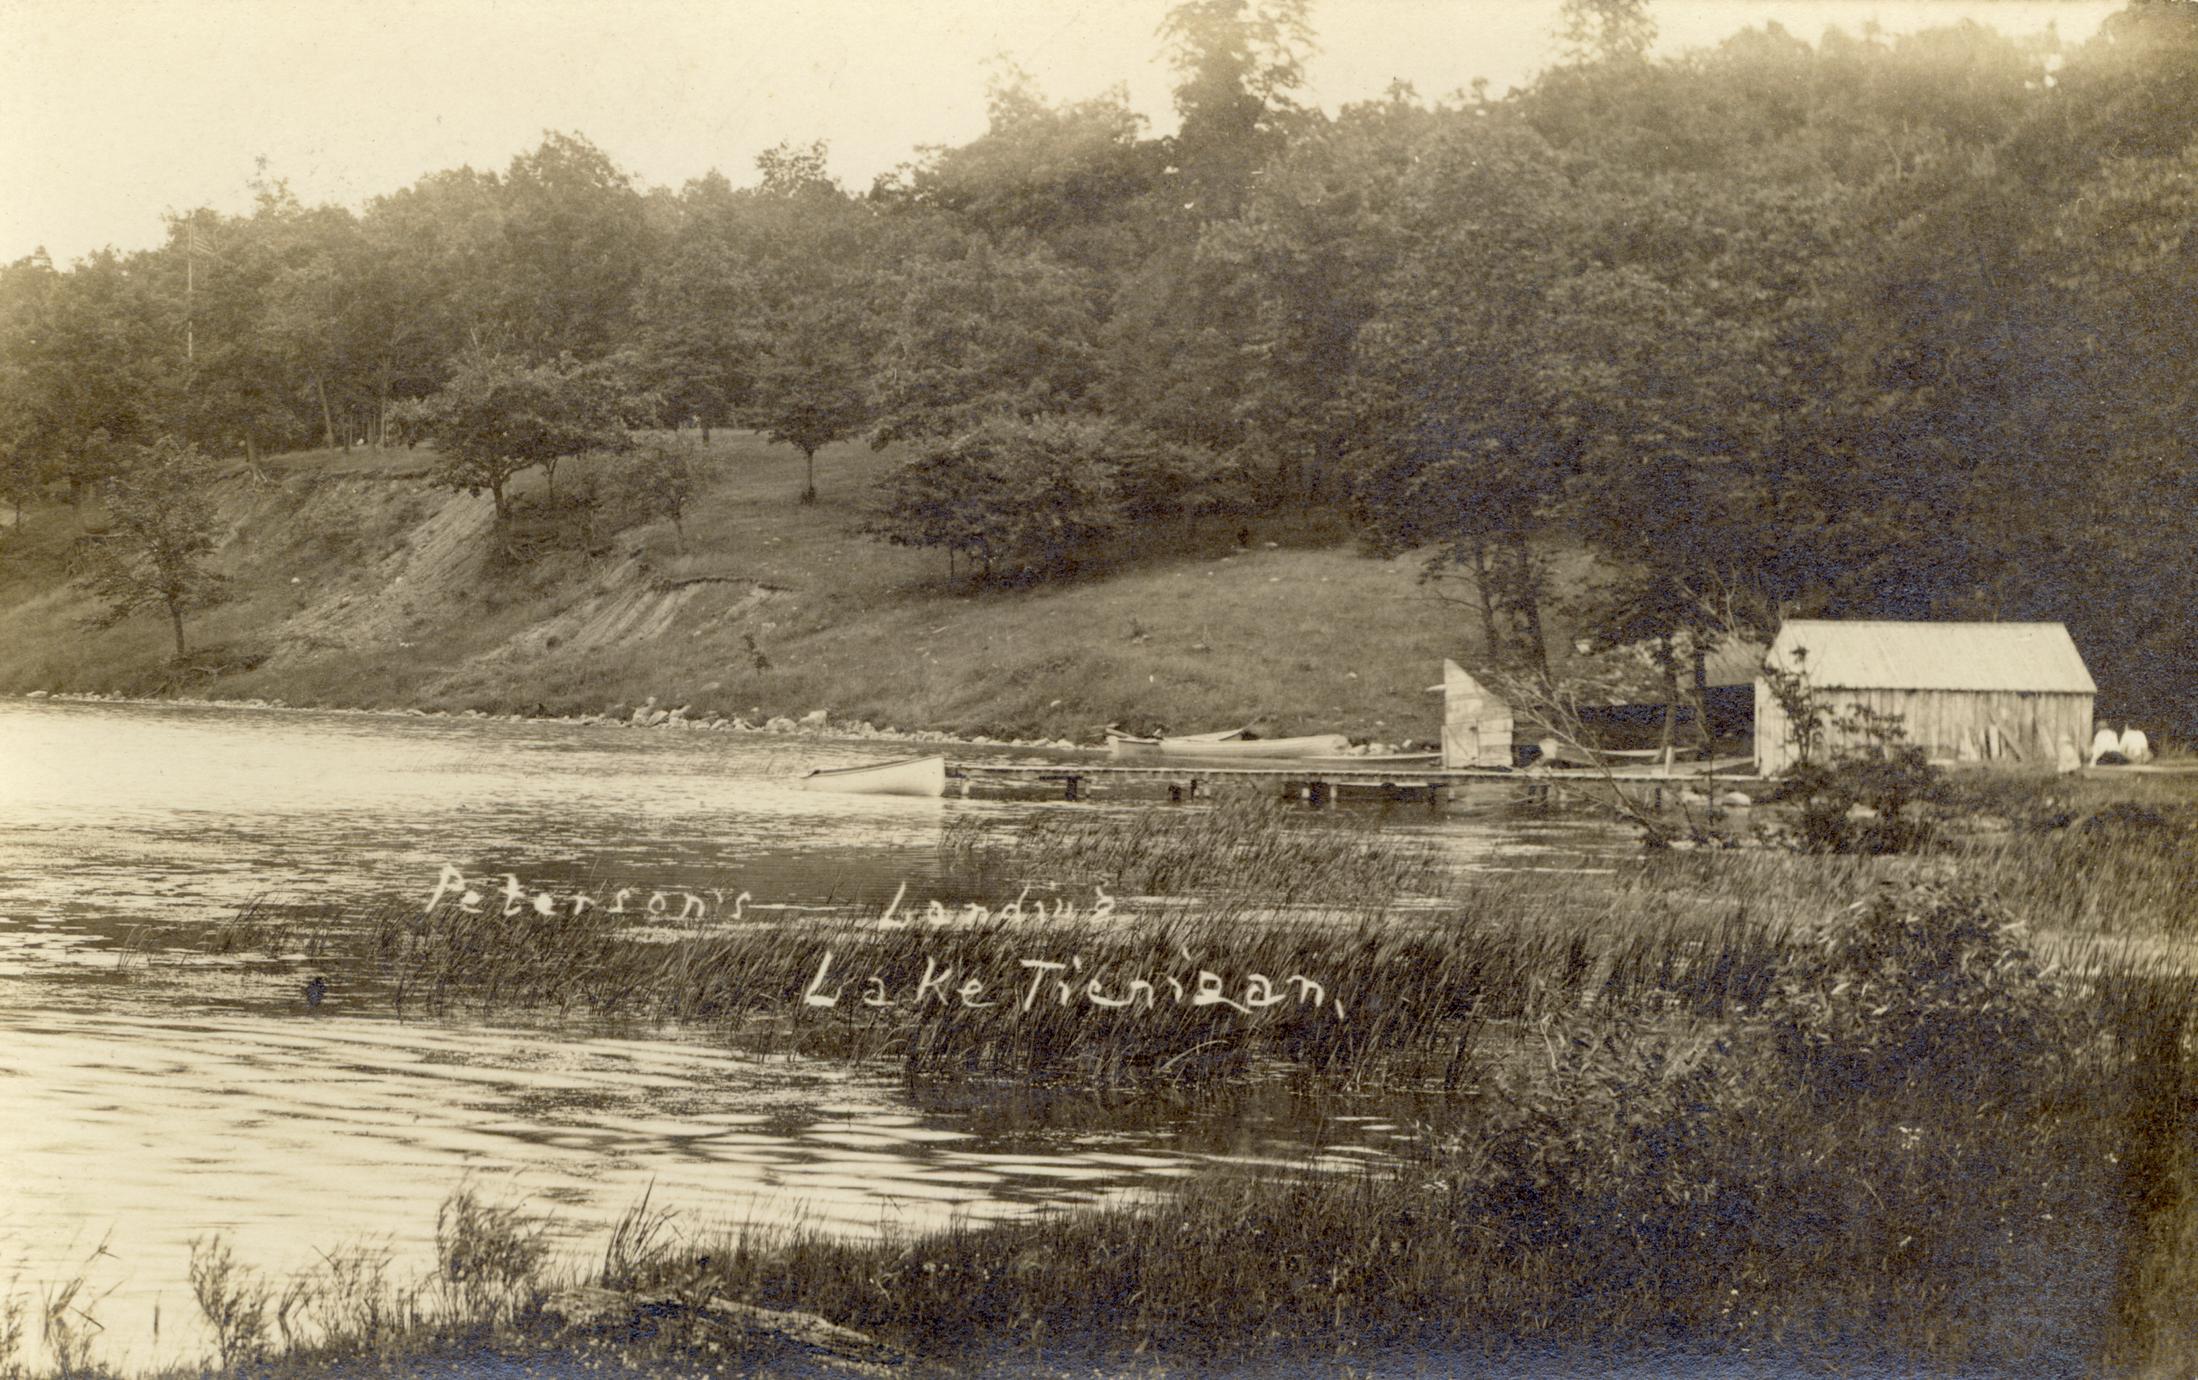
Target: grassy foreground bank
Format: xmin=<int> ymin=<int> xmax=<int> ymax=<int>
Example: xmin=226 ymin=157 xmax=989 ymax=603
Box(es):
xmin=26 ymin=796 xmax=2189 ymax=1378
xmin=0 ymin=436 xmax=1475 ymax=744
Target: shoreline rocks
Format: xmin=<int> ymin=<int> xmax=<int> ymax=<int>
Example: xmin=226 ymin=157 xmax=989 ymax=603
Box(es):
xmin=11 ymin=688 xmax=1089 ymax=753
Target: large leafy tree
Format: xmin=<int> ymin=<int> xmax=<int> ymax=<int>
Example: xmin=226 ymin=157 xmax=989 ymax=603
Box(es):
xmin=486 ymin=132 xmax=651 ymax=357
xmin=631 ymin=172 xmax=759 ymax=436
xmin=1346 ymin=113 xmax=1587 ymax=672
xmin=867 ymin=414 xmax=1129 ymax=581
xmin=889 ymin=66 xmax=1161 ymax=272
xmin=156 ymin=175 xmax=382 ymax=462
xmin=0 ymin=385 xmax=41 ymax=527
xmin=0 ymin=255 xmax=61 ymax=522
xmin=390 ymin=351 xmax=642 ymax=520
xmin=1159 ymin=0 xmax=1315 ymax=221
xmin=2004 ymin=76 xmax=2198 ymax=725
xmin=1210 ymin=86 xmax=1433 ymax=501
xmin=732 ymin=143 xmax=885 ymax=503
xmin=0 ymin=249 xmax=169 ymax=501
xmin=869 ymin=233 xmax=1103 ymax=446
xmin=79 ymin=437 xmax=230 ymax=658
xmin=748 ymin=291 xmax=872 ymax=505
xmin=354 ymin=165 xmax=505 ymax=397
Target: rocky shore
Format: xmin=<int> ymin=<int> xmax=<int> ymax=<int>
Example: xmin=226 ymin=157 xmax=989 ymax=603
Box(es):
xmin=16 ymin=689 xmax=1434 ymax=757
xmin=16 ymin=688 xmax=1089 ymax=752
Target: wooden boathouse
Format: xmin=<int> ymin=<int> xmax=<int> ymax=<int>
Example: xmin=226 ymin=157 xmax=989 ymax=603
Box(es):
xmin=1754 ymin=620 xmax=2096 ymax=774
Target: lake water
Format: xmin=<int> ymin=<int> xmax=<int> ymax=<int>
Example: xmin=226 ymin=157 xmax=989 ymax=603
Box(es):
xmin=0 ymin=697 xmax=1629 ymax=1370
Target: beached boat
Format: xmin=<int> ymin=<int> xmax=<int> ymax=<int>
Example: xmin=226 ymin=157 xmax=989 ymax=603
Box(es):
xmin=1149 ymin=733 xmax=1352 ymax=760
xmin=1107 ymin=733 xmax=1162 ymax=759
xmin=1107 ymin=727 xmax=1245 ymax=759
xmin=799 ymin=754 xmax=948 ymax=797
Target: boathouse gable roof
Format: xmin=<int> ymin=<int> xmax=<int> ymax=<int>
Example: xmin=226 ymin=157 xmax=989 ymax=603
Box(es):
xmin=1765 ymin=620 xmax=2096 ymax=695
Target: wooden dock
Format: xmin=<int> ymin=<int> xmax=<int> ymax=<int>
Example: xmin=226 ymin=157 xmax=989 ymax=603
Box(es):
xmin=949 ymin=760 xmax=1764 ymax=806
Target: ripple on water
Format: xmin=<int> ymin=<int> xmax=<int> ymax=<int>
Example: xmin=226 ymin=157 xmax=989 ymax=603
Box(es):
xmin=0 ymin=1002 xmax=1399 ymax=1367
xmin=0 ymin=699 xmax=1638 ymax=1370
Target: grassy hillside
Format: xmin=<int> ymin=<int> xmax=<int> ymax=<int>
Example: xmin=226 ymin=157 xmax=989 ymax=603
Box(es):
xmin=0 ymin=434 xmax=1489 ymax=744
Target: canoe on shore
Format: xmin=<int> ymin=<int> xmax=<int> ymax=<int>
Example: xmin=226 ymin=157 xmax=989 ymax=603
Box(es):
xmin=799 ymin=754 xmax=948 ymax=797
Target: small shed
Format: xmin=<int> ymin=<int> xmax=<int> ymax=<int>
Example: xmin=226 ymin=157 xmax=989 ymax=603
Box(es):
xmin=1433 ymin=659 xmax=1514 ymax=768
xmin=1755 ymin=620 xmax=2095 ymax=774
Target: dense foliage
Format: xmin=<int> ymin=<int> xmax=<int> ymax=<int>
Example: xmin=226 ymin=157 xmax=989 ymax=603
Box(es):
xmin=4 ymin=1 xmax=2196 ymax=727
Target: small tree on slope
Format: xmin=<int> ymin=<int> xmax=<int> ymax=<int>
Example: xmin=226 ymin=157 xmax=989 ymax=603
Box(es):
xmin=79 ymin=437 xmax=230 ymax=659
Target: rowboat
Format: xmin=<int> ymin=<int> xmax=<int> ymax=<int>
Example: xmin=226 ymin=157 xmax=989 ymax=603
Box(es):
xmin=1293 ymin=752 xmax=1442 ymax=767
xmin=799 ymin=754 xmax=948 ymax=797
xmin=1106 ymin=727 xmax=1245 ymax=759
xmin=1147 ymin=733 xmax=1353 ymax=760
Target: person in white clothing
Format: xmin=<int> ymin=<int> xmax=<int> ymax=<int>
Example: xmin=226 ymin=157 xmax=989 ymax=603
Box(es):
xmin=2089 ymin=725 xmax=2123 ymax=766
xmin=2119 ymin=726 xmax=2152 ymax=764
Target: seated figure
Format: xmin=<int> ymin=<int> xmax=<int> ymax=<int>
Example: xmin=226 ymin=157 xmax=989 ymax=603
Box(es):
xmin=2090 ymin=725 xmax=2123 ymax=766
xmin=2119 ymin=726 xmax=2152 ymax=764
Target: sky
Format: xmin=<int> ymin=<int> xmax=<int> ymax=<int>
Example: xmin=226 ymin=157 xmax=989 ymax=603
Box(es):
xmin=0 ymin=0 xmax=2122 ymax=266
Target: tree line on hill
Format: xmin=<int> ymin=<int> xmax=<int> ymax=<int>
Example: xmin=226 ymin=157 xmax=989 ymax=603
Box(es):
xmin=2 ymin=0 xmax=2194 ymax=729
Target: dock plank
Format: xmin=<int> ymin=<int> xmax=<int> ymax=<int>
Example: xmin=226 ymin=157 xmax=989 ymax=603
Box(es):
xmin=950 ymin=763 xmax=1763 ymax=785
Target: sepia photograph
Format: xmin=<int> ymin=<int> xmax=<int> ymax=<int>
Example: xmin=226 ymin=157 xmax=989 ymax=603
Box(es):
xmin=0 ymin=0 xmax=2193 ymax=1375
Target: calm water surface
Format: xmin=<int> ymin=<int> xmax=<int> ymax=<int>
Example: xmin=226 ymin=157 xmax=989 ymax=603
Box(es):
xmin=0 ymin=698 xmax=1628 ymax=1368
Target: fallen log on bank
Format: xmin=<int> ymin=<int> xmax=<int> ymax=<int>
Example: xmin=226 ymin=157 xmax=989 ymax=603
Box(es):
xmin=542 ymin=1285 xmax=905 ymax=1375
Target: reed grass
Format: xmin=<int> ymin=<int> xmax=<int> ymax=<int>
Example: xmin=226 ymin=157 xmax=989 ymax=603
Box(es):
xmin=133 ymin=794 xmax=2198 ymax=1375
xmin=227 ymin=872 xmax=1804 ymax=1091
xmin=202 ymin=787 xmax=2194 ymax=1092
xmin=13 ymin=919 xmax=2195 ymax=1376
xmin=1950 ymin=800 xmax=2198 ymax=937
xmin=942 ymin=795 xmax=1445 ymax=905
xmin=575 ymin=882 xmax=2198 ymax=1375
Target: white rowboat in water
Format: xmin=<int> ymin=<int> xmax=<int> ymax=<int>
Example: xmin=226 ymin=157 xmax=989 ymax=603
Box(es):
xmin=799 ymin=754 xmax=948 ymax=797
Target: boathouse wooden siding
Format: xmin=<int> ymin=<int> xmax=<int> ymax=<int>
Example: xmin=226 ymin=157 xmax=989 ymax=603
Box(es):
xmin=1435 ymin=659 xmax=1513 ymax=768
xmin=1755 ymin=621 xmax=2095 ymax=775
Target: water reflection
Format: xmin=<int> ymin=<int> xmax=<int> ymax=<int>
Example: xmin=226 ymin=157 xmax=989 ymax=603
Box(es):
xmin=0 ymin=698 xmax=970 ymax=930
xmin=0 ymin=697 xmax=1629 ymax=1368
xmin=0 ymin=1001 xmax=1419 ymax=1365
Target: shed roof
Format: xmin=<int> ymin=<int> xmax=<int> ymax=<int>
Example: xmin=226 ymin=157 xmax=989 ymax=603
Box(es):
xmin=1766 ymin=620 xmax=2096 ymax=694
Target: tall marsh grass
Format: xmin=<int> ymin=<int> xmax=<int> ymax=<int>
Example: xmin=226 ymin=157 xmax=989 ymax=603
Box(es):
xmin=613 ymin=882 xmax=2197 ymax=1374
xmin=1956 ymin=802 xmax=2198 ymax=936
xmin=207 ymin=791 xmax=2191 ymax=1092
xmin=148 ymin=793 xmax=2197 ymax=1374
xmin=943 ymin=795 xmax=1444 ymax=904
xmin=235 ymin=864 xmax=1809 ymax=1089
